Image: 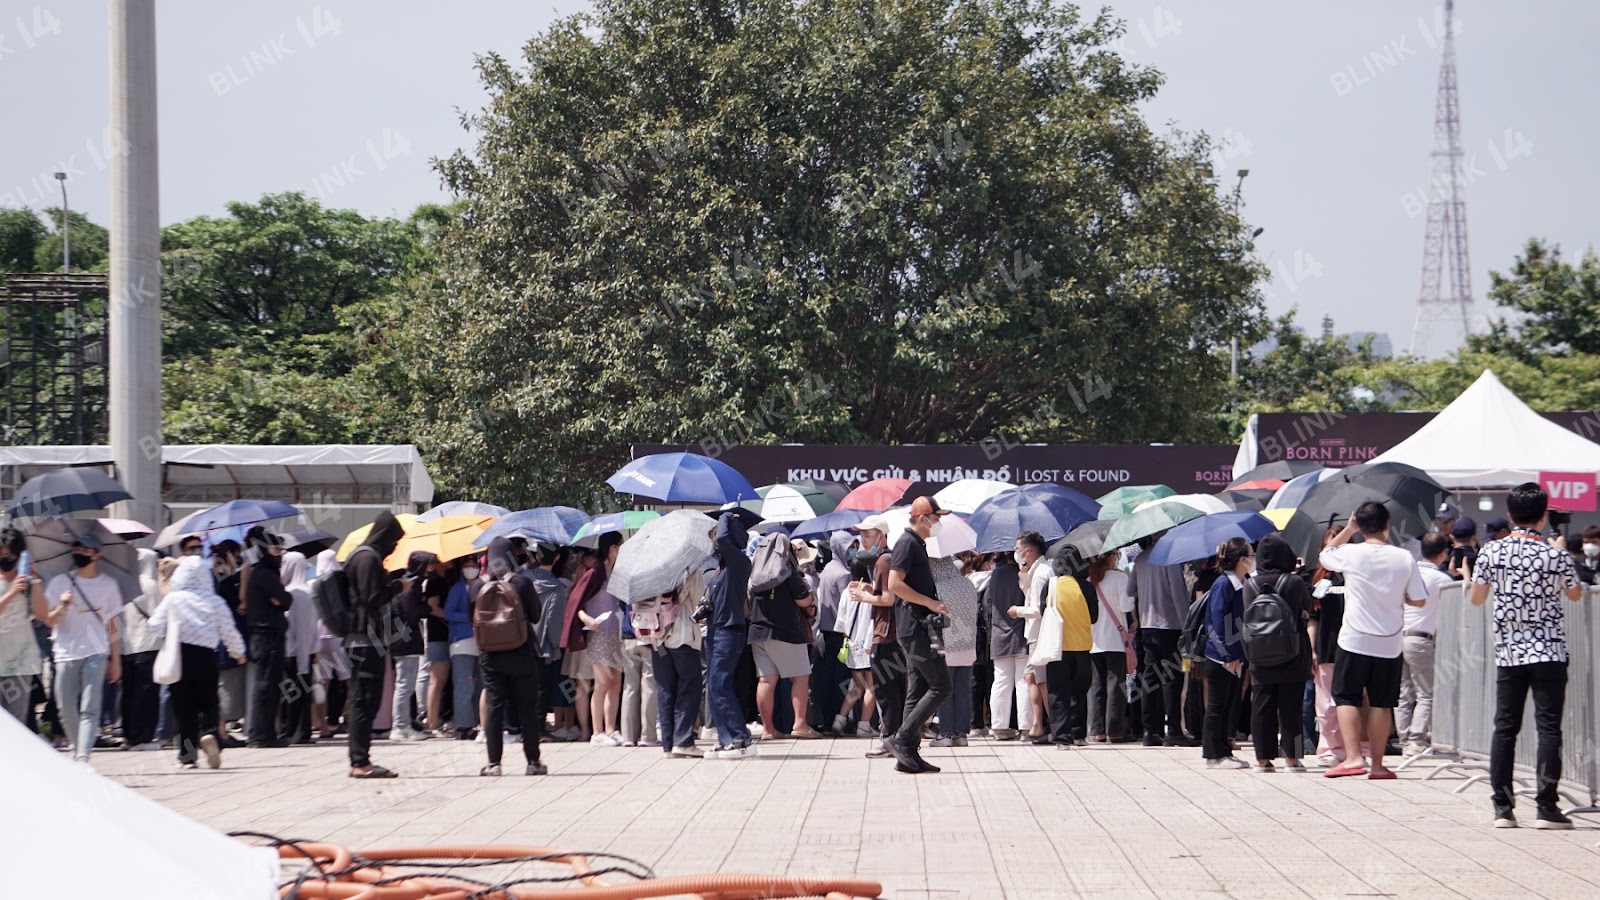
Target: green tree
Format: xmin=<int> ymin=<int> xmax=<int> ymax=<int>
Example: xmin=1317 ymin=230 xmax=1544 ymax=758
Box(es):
xmin=1470 ymin=238 xmax=1600 ymax=360
xmin=34 ymin=209 xmax=109 ymax=272
xmin=1232 ymin=311 xmax=1387 ymax=417
xmin=414 ymin=0 xmax=1266 ymax=506
xmin=0 ymin=208 xmax=47 ymax=272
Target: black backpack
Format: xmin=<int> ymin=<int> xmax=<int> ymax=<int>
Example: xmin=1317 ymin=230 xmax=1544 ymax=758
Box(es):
xmin=1179 ymin=594 xmax=1210 ymax=663
xmin=313 ymin=568 xmax=355 ymax=638
xmin=1241 ymin=574 xmax=1299 ymax=669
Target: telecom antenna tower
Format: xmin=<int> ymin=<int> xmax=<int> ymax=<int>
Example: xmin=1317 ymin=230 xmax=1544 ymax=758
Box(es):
xmin=1411 ymin=0 xmax=1472 ymax=356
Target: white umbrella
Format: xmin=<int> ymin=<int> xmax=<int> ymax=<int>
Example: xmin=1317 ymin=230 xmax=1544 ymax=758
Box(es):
xmin=608 ymin=510 xmax=717 ymax=603
xmin=1132 ymin=493 xmax=1231 ymax=517
xmin=933 ymin=479 xmax=1017 ymax=515
xmin=881 ymin=506 xmax=978 ymax=558
xmin=416 ymin=500 xmax=510 ymax=522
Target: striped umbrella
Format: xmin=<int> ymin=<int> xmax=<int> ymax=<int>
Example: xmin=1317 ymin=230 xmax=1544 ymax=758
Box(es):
xmin=743 ymin=484 xmax=842 ymax=522
xmin=474 ymin=506 xmax=591 ymax=547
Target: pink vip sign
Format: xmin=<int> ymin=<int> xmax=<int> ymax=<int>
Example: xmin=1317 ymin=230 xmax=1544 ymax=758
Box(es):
xmin=1540 ymin=471 xmax=1598 ymax=511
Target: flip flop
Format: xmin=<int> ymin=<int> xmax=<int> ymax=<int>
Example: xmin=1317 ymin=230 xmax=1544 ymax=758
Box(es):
xmin=1368 ymin=769 xmax=1397 ymax=780
xmin=1323 ymin=763 xmax=1369 ymax=778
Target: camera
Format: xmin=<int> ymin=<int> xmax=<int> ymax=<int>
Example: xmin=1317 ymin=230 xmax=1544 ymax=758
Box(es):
xmin=691 ymin=595 xmax=713 ymax=623
xmin=923 ymin=613 xmax=949 ymax=658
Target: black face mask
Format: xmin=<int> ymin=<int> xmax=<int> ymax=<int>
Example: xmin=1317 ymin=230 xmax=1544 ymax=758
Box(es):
xmin=260 ymin=552 xmax=283 ymax=570
xmin=0 ymin=557 xmax=15 ymax=573
xmin=71 ymin=552 xmax=94 ymax=569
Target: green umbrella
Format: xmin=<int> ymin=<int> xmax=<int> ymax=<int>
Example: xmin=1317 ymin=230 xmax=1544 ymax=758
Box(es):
xmin=1096 ymin=484 xmax=1175 ymax=520
xmin=1102 ymin=501 xmax=1205 ymax=551
xmin=571 ymin=510 xmax=661 ymax=548
xmin=742 ymin=483 xmax=842 ymax=522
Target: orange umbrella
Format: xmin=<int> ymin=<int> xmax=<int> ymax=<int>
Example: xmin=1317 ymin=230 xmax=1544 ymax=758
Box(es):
xmin=1229 ymin=478 xmax=1286 ymax=492
xmin=384 ymin=514 xmax=496 ymax=570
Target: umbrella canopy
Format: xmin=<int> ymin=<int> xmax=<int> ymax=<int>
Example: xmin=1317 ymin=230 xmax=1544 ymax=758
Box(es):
xmin=97 ymin=517 xmax=153 ymax=539
xmin=1215 ymin=488 xmax=1274 ymax=511
xmin=932 ymin=479 xmax=1017 ymax=516
xmin=607 ymin=452 xmax=757 ymax=504
xmin=1146 ymin=511 xmax=1280 ymax=566
xmin=336 ymin=513 xmax=420 ymax=562
xmin=1260 ymin=508 xmax=1326 ymax=571
xmin=1102 ymin=502 xmax=1207 ymax=551
xmin=1229 ymin=460 xmax=1324 ymax=487
xmin=417 ymin=500 xmax=510 ymax=522
xmin=572 ymin=510 xmax=661 ymax=548
xmin=789 ymin=508 xmax=869 ymax=540
xmin=967 ymin=488 xmax=1097 ymax=554
xmin=743 ymin=483 xmax=841 ymax=522
xmin=385 ymin=514 xmax=496 ymax=569
xmin=1017 ymin=483 xmax=1101 ymax=522
xmin=1134 ymin=493 xmax=1231 ymax=517
xmin=178 ymin=499 xmax=301 ymax=533
xmin=836 ymin=477 xmax=912 ymax=511
xmin=7 ymin=469 xmax=132 ymax=518
xmin=1297 ymin=462 xmax=1449 ymax=541
xmin=1266 ymin=468 xmax=1338 ymax=510
xmin=279 ymin=527 xmax=338 ymax=556
xmin=1047 ymin=519 xmax=1116 ymax=564
xmin=1096 ymin=484 xmax=1175 ymax=520
xmin=608 ymin=510 xmax=717 ymax=603
xmin=474 ymin=506 xmax=591 ymax=548
xmin=880 ymin=506 xmax=978 ymax=558
xmin=24 ymin=517 xmax=141 ymax=604
xmin=1229 ymin=479 xmax=1286 ymax=492
xmin=778 ymin=478 xmax=850 ymax=506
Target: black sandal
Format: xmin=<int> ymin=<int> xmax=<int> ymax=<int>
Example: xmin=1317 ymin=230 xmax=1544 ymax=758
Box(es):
xmin=349 ymin=765 xmax=398 ymax=779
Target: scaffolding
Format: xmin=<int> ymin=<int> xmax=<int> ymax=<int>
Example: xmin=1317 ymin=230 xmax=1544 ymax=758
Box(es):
xmin=0 ymin=272 xmax=110 ymax=445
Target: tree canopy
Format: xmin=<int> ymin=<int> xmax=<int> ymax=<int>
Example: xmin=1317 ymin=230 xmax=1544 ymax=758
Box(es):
xmin=0 ymin=208 xmax=47 ymax=272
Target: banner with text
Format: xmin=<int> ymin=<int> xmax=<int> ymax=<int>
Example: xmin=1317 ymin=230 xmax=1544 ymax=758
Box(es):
xmin=1540 ymin=471 xmax=1598 ymax=512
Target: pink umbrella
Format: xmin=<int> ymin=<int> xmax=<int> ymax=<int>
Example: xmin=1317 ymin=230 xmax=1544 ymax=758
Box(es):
xmin=97 ymin=517 xmax=154 ymax=538
xmin=836 ymin=478 xmax=912 ymax=511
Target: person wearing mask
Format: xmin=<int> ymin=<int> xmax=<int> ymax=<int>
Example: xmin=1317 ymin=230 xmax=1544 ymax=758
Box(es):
xmin=1128 ymin=539 xmax=1195 ymax=747
xmin=1009 ymin=531 xmax=1052 ymax=744
xmin=748 ymin=536 xmax=821 ymax=740
xmin=345 ymin=511 xmax=405 ymax=778
xmin=117 ymin=549 xmax=164 ymax=751
xmin=525 ymin=545 xmax=571 ymax=739
xmin=310 ymin=550 xmax=351 ymax=740
xmin=1200 ymin=538 xmax=1251 ymax=769
xmin=1247 ymin=536 xmax=1313 ymax=773
xmin=1305 ymin=527 xmax=1346 ymax=765
xmin=830 ymin=542 xmax=880 ymax=737
xmin=39 ymin=534 xmax=124 ymax=762
xmin=211 ymin=540 xmax=248 ymax=745
xmin=177 ymin=535 xmax=204 ymax=558
xmin=816 ymin=530 xmax=856 ymax=734
xmin=242 ymin=528 xmax=293 ymax=748
xmin=1046 ymin=550 xmax=1098 ymax=749
xmin=389 ymin=551 xmax=435 ymax=742
xmin=929 ymin=555 xmax=980 ymax=747
xmin=884 ymin=497 xmax=954 ymax=774
xmin=705 ymin=510 xmax=757 ymax=759
xmin=1397 ymin=533 xmax=1455 ymax=758
xmin=651 ymin=568 xmax=707 ymax=758
xmin=1317 ymin=503 xmax=1428 ymax=780
xmin=442 ymin=553 xmax=483 ymax=739
xmin=1445 ymin=517 xmax=1479 ymax=581
xmin=1086 ymin=551 xmax=1134 ymax=743
xmin=1574 ymin=525 xmax=1600 ymax=585
xmin=1470 ymin=482 xmax=1588 ymax=829
xmin=579 ymin=532 xmax=625 ymax=746
xmin=0 ymin=528 xmax=43 ymax=724
xmin=281 ymin=551 xmax=320 ymax=745
xmin=619 ymin=596 xmax=660 ymax=749
xmin=421 ymin=555 xmax=459 ymax=738
xmin=477 ymin=537 xmax=547 ymax=776
xmin=558 ymin=546 xmax=605 ymax=742
xmin=148 ymin=556 xmax=246 ymax=769
xmin=850 ymin=516 xmax=901 ymax=758
xmin=985 ymin=543 xmax=1031 ymax=741
xmin=964 ymin=553 xmax=996 ymax=736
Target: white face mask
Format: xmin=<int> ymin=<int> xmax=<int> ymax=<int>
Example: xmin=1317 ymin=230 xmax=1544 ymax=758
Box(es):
xmin=461 ymin=567 xmax=481 ymax=580
xmin=927 ymin=518 xmax=944 ymax=538
xmin=1584 ymin=544 xmax=1600 ymax=560
xmin=1014 ymin=550 xmax=1028 ymax=567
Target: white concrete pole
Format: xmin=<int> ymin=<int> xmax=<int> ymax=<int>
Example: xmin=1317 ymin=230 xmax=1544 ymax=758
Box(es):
xmin=108 ymin=0 xmax=163 ymax=530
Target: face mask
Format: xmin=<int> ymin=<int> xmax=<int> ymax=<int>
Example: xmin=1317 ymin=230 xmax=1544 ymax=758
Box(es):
xmin=0 ymin=557 xmax=15 ymax=573
xmin=1585 ymin=544 xmax=1600 ymax=560
xmin=71 ymin=553 xmax=93 ymax=569
xmin=462 ymin=567 xmax=481 ymax=580
xmin=926 ymin=518 xmax=944 ymax=538
xmin=1013 ymin=551 xmax=1027 ymax=567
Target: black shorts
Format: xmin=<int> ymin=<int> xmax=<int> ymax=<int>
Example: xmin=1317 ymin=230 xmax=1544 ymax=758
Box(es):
xmin=1331 ymin=647 xmax=1403 ymax=708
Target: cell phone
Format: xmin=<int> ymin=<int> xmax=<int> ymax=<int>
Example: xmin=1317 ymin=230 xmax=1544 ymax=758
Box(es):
xmin=1312 ymin=579 xmax=1332 ymax=599
xmin=17 ymin=551 xmax=29 ymax=580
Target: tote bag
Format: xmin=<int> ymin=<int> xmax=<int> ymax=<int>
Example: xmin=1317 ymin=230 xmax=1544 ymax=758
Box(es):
xmin=1028 ymin=580 xmax=1064 ymax=667
xmin=154 ymin=606 xmax=183 ymax=685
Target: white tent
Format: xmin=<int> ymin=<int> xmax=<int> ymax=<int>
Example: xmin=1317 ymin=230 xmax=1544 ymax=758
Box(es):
xmin=1371 ymin=369 xmax=1600 ymax=487
xmin=0 ymin=713 xmax=278 ymax=897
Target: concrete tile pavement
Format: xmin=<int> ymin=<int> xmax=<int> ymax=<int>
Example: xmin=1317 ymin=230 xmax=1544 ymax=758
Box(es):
xmin=84 ymin=735 xmax=1598 ymax=898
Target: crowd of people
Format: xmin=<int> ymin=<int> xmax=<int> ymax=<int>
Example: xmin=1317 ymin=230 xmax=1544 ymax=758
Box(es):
xmin=0 ymin=482 xmax=1590 ymax=828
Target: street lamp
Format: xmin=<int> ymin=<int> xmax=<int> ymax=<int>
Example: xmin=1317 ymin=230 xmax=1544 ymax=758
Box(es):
xmin=54 ymin=172 xmax=69 ymax=274
xmin=1229 ymin=170 xmax=1251 ymax=380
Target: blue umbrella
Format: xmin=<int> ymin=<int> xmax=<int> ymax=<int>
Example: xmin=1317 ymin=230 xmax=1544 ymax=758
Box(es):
xmin=177 ymin=499 xmax=301 ymax=533
xmin=473 ymin=506 xmax=591 ymax=548
xmin=417 ymin=500 xmax=512 ymax=522
xmin=6 ymin=468 xmax=132 ymax=517
xmin=606 ymin=452 xmax=758 ymax=504
xmin=1017 ymin=483 xmax=1102 ymax=522
xmin=1146 ymin=510 xmax=1280 ymax=566
xmin=1266 ymin=468 xmax=1337 ymax=510
xmin=789 ymin=509 xmax=868 ymax=540
xmin=968 ymin=489 xmax=1098 ymax=554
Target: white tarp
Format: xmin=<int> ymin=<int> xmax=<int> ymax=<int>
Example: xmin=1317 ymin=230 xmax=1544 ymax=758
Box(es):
xmin=0 ymin=713 xmax=279 ymax=898
xmin=1371 ymin=369 xmax=1600 ymax=487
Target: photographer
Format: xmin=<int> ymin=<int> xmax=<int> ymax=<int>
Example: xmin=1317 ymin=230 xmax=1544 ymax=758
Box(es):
xmin=883 ymin=497 xmax=953 ymax=775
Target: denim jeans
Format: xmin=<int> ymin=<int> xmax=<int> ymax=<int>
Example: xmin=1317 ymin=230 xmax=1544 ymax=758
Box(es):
xmin=451 ymin=653 xmax=480 ymax=730
xmin=707 ymin=625 xmax=750 ymax=746
xmin=938 ymin=665 xmax=973 ymax=735
xmin=55 ymin=654 xmax=107 ymax=758
xmin=652 ymin=645 xmax=703 ymax=749
xmin=391 ymin=654 xmax=422 ymax=731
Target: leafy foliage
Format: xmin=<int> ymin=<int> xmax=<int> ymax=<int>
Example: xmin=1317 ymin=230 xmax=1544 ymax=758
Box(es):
xmin=1470 ymin=239 xmax=1600 ymax=361
xmin=1232 ymin=311 xmax=1388 ymax=417
xmin=0 ymin=208 xmax=47 ymax=272
xmin=34 ymin=209 xmax=109 ymax=272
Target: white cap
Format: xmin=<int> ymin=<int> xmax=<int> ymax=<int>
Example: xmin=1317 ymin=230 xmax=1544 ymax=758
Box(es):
xmin=851 ymin=514 xmax=892 ymax=535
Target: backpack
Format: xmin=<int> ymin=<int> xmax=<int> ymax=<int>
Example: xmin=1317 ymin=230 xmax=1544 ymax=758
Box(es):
xmin=474 ymin=574 xmax=529 ymax=652
xmin=1179 ymin=594 xmax=1210 ymax=663
xmin=1241 ymin=574 xmax=1299 ymax=669
xmin=311 ymin=570 xmax=354 ymax=638
xmin=629 ymin=595 xmax=678 ymax=649
xmin=748 ymin=532 xmax=795 ymax=594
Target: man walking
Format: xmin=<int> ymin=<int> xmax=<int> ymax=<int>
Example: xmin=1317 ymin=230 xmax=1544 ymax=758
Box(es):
xmin=39 ymin=534 xmax=124 ymax=762
xmin=1398 ymin=533 xmax=1455 ymax=757
xmin=883 ymin=496 xmax=953 ymax=774
xmin=1470 ymin=482 xmax=1587 ymax=829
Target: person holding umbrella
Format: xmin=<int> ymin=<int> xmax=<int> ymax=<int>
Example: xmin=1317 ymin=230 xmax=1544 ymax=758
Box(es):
xmin=0 ymin=528 xmax=44 ymax=724
xmin=37 ymin=533 xmax=124 ymax=762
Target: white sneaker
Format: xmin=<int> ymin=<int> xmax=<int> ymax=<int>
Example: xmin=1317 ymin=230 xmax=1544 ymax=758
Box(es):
xmin=1206 ymin=756 xmax=1249 ymax=769
xmin=748 ymin=723 xmax=766 ymax=737
xmin=474 ymin=730 xmax=488 ymax=744
xmin=831 ymin=715 xmax=849 ymax=734
xmin=199 ymin=734 xmax=221 ymax=770
xmin=607 ymin=731 xmax=624 ymax=746
xmin=855 ymin=723 xmax=877 ymax=738
xmin=390 ymin=727 xmax=418 ymax=742
xmin=929 ymin=736 xmax=955 ymax=748
xmin=670 ymin=745 xmax=704 ymax=758
xmin=708 ymin=743 xmax=755 ymax=760
xmin=1403 ymin=742 xmax=1430 ymax=758
xmin=589 ymin=733 xmax=618 ymax=747
xmin=504 ymin=732 xmax=521 ymax=744
xmin=699 ymin=726 xmax=719 ymax=741
xmin=129 ymin=741 xmax=163 ymax=752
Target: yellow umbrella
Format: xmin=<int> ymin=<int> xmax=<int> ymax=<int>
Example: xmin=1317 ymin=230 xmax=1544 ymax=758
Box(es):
xmin=384 ymin=514 xmax=497 ymax=570
xmin=336 ymin=513 xmax=419 ymax=562
xmin=1260 ymin=507 xmax=1298 ymax=529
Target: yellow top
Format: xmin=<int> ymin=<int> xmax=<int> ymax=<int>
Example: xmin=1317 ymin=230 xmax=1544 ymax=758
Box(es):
xmin=1053 ymin=575 xmax=1093 ymax=653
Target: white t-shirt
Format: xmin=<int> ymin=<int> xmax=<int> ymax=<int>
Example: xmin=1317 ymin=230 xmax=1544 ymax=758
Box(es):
xmin=1090 ymin=570 xmax=1134 ymax=654
xmin=1408 ymin=565 xmax=1456 ymax=634
xmin=1318 ymin=540 xmax=1427 ymax=659
xmin=45 ymin=571 xmax=124 ymax=662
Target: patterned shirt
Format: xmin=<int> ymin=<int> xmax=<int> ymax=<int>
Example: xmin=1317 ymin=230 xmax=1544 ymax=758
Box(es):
xmin=1471 ymin=531 xmax=1578 ymax=666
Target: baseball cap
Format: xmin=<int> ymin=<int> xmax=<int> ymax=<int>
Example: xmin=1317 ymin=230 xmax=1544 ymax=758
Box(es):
xmin=1450 ymin=516 xmax=1477 ymax=539
xmin=1434 ymin=502 xmax=1459 ymax=522
xmin=851 ymin=514 xmax=892 ymax=534
xmin=1484 ymin=517 xmax=1510 ymax=535
xmin=72 ymin=532 xmax=103 ymax=550
xmin=908 ymin=496 xmax=951 ymax=518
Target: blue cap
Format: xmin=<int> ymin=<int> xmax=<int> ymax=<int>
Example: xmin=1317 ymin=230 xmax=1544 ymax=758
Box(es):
xmin=1450 ymin=517 xmax=1477 ymax=538
xmin=1484 ymin=517 xmax=1510 ymax=535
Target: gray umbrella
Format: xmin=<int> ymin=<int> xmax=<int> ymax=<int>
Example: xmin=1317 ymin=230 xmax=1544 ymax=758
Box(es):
xmin=608 ymin=509 xmax=717 ymax=604
xmin=1048 ymin=519 xmax=1116 ymax=564
xmin=23 ymin=517 xmax=142 ymax=604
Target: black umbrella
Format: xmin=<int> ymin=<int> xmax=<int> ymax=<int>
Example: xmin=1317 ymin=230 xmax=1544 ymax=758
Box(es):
xmin=24 ymin=517 xmax=142 ymax=604
xmin=1047 ymin=519 xmax=1116 ymax=563
xmin=1262 ymin=509 xmax=1326 ymax=572
xmin=1229 ymin=461 xmax=1324 ymax=487
xmin=280 ymin=527 xmax=339 ymax=556
xmin=7 ymin=469 xmax=133 ymax=518
xmin=1215 ymin=488 xmax=1273 ymax=511
xmin=1297 ymin=463 xmax=1449 ymax=542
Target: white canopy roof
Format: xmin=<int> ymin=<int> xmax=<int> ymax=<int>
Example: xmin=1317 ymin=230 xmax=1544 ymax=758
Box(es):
xmin=1371 ymin=369 xmax=1600 ymax=487
xmin=0 ymin=713 xmax=279 ymax=897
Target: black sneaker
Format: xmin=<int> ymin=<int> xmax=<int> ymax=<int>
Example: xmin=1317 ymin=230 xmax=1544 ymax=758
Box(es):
xmin=916 ymin=757 xmax=942 ymax=774
xmin=1170 ymin=735 xmax=1201 ymax=748
xmin=883 ymin=735 xmax=917 ymax=769
xmin=1492 ymin=809 xmax=1517 ymax=829
xmin=1142 ymin=736 xmax=1164 ymax=747
xmin=1534 ymin=808 xmax=1574 ymax=830
xmin=894 ymin=760 xmax=921 ymax=774
xmin=525 ymin=762 xmax=549 ymax=776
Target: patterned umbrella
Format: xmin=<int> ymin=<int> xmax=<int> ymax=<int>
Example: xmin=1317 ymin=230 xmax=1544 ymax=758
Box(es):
xmin=608 ymin=510 xmax=717 ymax=603
xmin=176 ymin=499 xmax=302 ymax=533
xmin=572 ymin=510 xmax=661 ymax=548
xmin=474 ymin=506 xmax=591 ymax=547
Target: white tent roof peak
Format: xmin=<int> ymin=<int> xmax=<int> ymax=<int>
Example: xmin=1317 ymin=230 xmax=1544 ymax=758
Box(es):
xmin=1371 ymin=369 xmax=1600 ymax=487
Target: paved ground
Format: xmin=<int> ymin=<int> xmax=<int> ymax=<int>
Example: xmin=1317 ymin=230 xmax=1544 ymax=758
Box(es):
xmin=93 ymin=735 xmax=1599 ymax=898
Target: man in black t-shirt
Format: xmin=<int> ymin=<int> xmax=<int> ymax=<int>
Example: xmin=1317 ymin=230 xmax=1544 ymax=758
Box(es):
xmin=884 ymin=496 xmax=954 ymax=774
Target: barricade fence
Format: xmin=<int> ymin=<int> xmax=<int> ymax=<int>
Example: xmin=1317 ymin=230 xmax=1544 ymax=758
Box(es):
xmin=1432 ymin=582 xmax=1599 ymax=809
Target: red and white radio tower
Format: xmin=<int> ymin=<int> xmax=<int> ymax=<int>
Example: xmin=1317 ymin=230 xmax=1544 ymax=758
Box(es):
xmin=1410 ymin=0 xmax=1473 ymax=356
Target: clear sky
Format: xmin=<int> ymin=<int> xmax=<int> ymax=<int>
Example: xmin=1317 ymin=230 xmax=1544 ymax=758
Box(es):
xmin=3 ymin=1 xmax=1594 ymax=353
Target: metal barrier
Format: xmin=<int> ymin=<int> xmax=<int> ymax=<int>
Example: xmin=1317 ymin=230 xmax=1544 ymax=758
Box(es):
xmin=1427 ymin=582 xmax=1599 ymax=818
